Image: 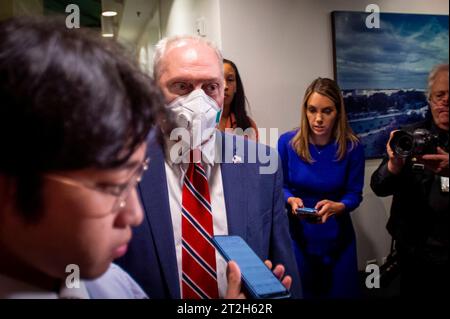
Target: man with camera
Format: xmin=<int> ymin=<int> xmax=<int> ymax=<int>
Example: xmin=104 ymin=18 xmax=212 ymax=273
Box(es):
xmin=371 ymin=64 xmax=449 ymax=297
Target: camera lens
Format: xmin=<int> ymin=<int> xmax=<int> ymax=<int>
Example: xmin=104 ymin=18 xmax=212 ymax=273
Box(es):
xmin=390 ymin=131 xmax=413 ymax=157
xmin=397 ymin=135 xmax=413 ymax=153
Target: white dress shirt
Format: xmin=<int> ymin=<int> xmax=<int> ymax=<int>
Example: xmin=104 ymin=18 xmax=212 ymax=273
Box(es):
xmin=164 ymin=133 xmax=229 ymax=298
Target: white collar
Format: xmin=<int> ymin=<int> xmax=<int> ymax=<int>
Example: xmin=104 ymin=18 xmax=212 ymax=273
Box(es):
xmin=0 ymin=273 xmax=90 ymax=299
xmin=163 ymin=131 xmax=217 ymax=169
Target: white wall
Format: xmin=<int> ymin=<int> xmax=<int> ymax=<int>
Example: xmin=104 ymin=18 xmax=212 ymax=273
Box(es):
xmin=219 ymin=0 xmax=449 ymax=269
xmin=136 ymin=16 xmax=160 ymax=75
xmin=159 ymin=0 xmax=222 ymax=48
xmin=132 ymin=0 xmax=222 ymax=77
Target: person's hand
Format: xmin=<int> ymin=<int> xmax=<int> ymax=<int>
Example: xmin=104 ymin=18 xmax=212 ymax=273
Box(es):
xmin=419 ymin=147 xmax=449 ymax=177
xmin=287 ymin=197 xmax=303 ymax=215
xmin=224 ymin=260 xmax=292 ymax=299
xmin=224 ymin=261 xmax=245 ymax=299
xmin=386 ymin=130 xmax=406 ymax=175
xmin=264 ymin=260 xmax=292 ymax=291
xmin=315 ymin=200 xmax=345 ymax=223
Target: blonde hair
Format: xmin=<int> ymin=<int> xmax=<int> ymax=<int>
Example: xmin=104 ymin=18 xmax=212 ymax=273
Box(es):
xmin=291 ymin=77 xmax=359 ymax=163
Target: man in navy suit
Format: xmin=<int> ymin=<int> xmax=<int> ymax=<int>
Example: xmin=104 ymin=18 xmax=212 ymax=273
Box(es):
xmin=117 ymin=35 xmax=301 ymax=299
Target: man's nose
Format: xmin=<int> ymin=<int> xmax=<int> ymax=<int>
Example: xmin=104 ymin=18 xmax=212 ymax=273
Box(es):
xmin=115 ymin=189 xmax=144 ymax=228
xmin=443 ymin=92 xmax=449 ymax=104
xmin=192 ymin=84 xmax=204 ymax=91
xmin=128 ymin=189 xmax=144 ymax=226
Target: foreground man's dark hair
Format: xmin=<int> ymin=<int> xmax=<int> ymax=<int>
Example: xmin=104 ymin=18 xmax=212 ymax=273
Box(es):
xmin=0 ymin=17 xmax=166 ymax=219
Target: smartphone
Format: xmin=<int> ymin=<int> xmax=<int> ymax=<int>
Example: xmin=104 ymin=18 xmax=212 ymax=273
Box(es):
xmin=212 ymin=235 xmax=291 ymax=299
xmin=295 ymin=207 xmax=317 ymax=215
xmin=295 ymin=207 xmax=321 ymax=223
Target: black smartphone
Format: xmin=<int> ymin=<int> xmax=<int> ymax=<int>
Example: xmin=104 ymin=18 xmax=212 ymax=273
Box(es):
xmin=295 ymin=207 xmax=321 ymax=223
xmin=212 ymin=235 xmax=291 ymax=299
xmin=295 ymin=207 xmax=317 ymax=215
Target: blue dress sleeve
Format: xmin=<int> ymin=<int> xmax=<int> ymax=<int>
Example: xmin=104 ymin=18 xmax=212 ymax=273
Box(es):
xmin=340 ymin=142 xmax=365 ymax=212
xmin=277 ymin=132 xmax=295 ymax=202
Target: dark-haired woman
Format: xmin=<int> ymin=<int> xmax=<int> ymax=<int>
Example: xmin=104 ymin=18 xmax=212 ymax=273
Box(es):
xmin=219 ymin=59 xmax=259 ymax=141
xmin=278 ymin=78 xmax=365 ymax=298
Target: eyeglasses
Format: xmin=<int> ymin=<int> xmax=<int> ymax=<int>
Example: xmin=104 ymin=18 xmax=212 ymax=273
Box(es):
xmin=44 ymin=157 xmax=149 ymax=217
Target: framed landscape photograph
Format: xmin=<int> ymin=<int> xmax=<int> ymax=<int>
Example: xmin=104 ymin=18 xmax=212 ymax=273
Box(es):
xmin=332 ymin=11 xmax=449 ymax=158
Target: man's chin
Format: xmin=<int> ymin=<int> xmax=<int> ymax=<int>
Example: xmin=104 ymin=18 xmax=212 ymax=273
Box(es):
xmin=78 ymin=262 xmax=111 ymax=280
xmin=437 ymin=122 xmax=449 ymax=131
xmin=438 ymin=117 xmax=448 ymax=126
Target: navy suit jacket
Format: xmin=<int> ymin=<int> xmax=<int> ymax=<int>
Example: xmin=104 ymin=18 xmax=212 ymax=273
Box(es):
xmin=117 ymin=131 xmax=302 ymax=298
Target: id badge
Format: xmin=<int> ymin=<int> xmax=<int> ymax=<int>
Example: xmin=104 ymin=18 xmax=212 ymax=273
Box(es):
xmin=441 ymin=176 xmax=449 ymax=193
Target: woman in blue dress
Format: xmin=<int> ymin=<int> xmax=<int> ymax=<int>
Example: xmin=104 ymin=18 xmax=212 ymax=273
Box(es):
xmin=278 ymin=78 xmax=365 ymax=298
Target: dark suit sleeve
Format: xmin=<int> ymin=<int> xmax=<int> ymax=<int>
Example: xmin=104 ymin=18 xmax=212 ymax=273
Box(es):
xmin=370 ymin=156 xmax=402 ymax=197
xmin=269 ymin=153 xmax=303 ymax=298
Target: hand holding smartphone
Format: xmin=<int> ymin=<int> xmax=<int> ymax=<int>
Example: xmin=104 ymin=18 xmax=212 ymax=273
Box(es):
xmin=212 ymin=235 xmax=291 ymax=299
xmin=295 ymin=207 xmax=322 ymax=223
xmin=296 ymin=207 xmax=317 ymax=214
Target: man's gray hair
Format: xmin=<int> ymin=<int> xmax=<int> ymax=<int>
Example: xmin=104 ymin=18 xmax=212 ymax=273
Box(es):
xmin=153 ymin=35 xmax=223 ymax=81
xmin=427 ymin=63 xmax=449 ymax=100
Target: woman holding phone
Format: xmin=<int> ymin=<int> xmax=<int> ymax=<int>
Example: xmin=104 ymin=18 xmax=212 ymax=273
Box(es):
xmin=277 ymin=78 xmax=364 ymax=298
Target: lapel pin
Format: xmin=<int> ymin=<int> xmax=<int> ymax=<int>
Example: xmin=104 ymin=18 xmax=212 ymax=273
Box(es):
xmin=232 ymin=155 xmax=242 ymax=164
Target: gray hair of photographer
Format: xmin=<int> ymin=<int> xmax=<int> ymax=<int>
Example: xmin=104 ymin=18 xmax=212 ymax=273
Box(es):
xmin=387 ymin=63 xmax=448 ymax=177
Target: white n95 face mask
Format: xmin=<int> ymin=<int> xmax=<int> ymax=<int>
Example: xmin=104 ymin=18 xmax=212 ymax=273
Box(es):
xmin=167 ymin=89 xmax=222 ymax=148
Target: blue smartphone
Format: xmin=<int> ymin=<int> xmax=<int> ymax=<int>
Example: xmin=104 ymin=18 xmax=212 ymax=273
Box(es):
xmin=212 ymin=235 xmax=291 ymax=299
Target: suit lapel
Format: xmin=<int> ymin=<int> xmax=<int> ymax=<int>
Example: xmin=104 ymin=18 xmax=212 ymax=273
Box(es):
xmin=219 ymin=133 xmax=248 ymax=240
xmin=139 ymin=139 xmax=180 ymax=298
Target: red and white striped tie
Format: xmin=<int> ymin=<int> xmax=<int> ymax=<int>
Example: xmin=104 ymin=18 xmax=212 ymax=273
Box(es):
xmin=181 ymin=159 xmax=219 ymax=299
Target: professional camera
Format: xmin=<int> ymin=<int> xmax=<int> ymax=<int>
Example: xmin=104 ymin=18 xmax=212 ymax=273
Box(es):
xmin=389 ymin=128 xmax=439 ymax=158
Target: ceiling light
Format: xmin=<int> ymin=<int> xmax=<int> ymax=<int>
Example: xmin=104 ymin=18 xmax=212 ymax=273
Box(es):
xmin=101 ymin=0 xmax=118 ymax=17
xmin=102 ymin=11 xmax=117 ymax=17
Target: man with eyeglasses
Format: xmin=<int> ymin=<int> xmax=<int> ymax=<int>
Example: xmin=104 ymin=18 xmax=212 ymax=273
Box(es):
xmin=0 ymin=17 xmax=165 ymax=298
xmin=371 ymin=64 xmax=449 ymax=297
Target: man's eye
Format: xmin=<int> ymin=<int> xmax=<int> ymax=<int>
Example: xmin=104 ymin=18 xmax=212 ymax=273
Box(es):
xmin=204 ymin=83 xmax=219 ymax=94
xmin=172 ymin=82 xmax=191 ymax=93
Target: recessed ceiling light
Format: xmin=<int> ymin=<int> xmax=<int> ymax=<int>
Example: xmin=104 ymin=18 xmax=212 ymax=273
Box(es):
xmin=102 ymin=11 xmax=117 ymax=17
